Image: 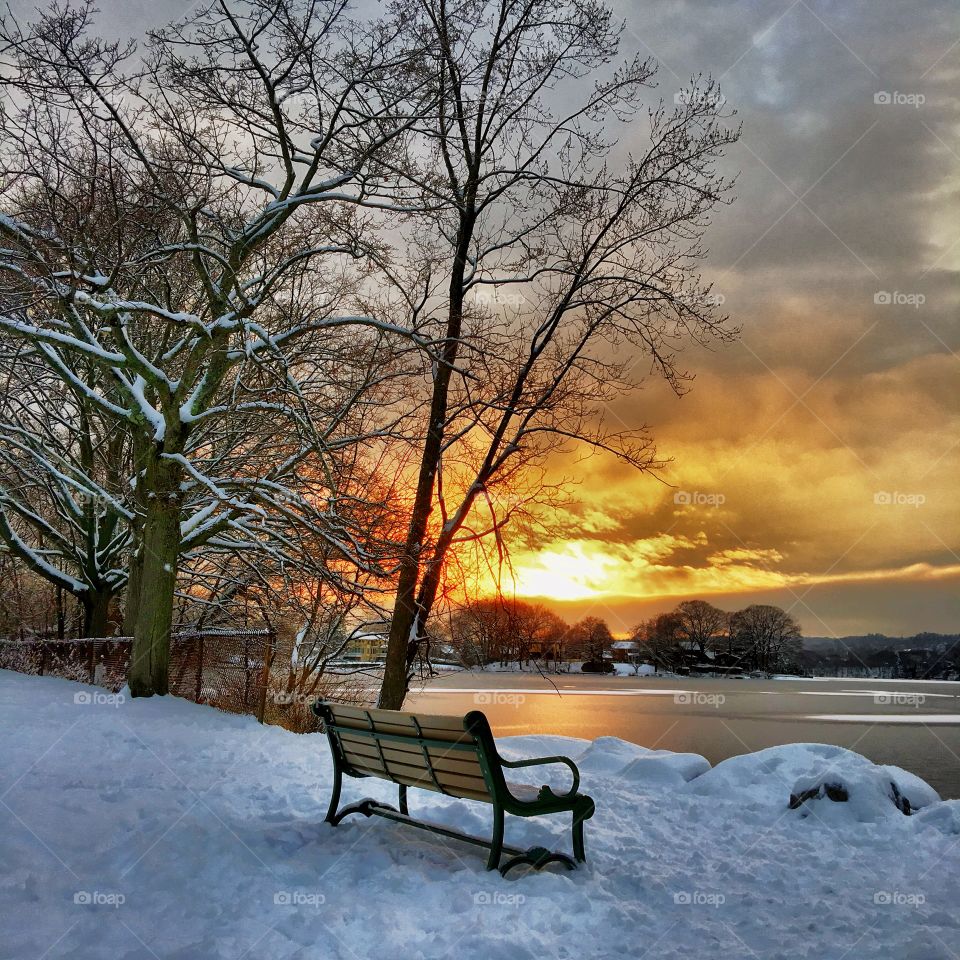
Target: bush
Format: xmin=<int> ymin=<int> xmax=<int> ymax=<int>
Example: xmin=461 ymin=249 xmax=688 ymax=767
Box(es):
xmin=581 ymin=659 xmax=615 ymax=674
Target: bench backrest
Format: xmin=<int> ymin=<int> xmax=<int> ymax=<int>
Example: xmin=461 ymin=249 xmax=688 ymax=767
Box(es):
xmin=316 ymin=701 xmax=497 ymax=803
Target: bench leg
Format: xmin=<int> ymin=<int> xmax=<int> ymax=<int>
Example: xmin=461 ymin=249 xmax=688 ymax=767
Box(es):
xmin=325 ymin=765 xmax=343 ymax=825
xmin=499 ymin=847 xmax=577 ymax=877
xmin=572 ymin=815 xmax=586 ymax=863
xmin=329 ymin=799 xmax=397 ymax=825
xmin=572 ymin=797 xmax=595 ymax=862
xmin=399 ymin=783 xmax=408 ymax=816
xmin=486 ymin=806 xmax=504 ymax=871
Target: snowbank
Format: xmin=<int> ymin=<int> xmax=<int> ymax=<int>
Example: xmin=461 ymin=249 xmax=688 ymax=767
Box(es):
xmin=2 ymin=670 xmax=959 ymax=960
xmin=685 ymin=742 xmax=941 ymax=816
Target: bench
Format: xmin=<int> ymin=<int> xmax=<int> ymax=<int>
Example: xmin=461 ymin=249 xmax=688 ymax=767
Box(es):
xmin=312 ymin=700 xmax=595 ymax=876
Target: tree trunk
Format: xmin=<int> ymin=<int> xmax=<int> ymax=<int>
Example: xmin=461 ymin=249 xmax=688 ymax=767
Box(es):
xmin=123 ymin=430 xmax=150 ymax=638
xmin=56 ymin=586 xmax=65 ymax=640
xmin=128 ymin=456 xmax=182 ymax=697
xmin=122 ymin=541 xmax=144 ymax=637
xmin=82 ymin=588 xmax=112 ymax=639
xmin=378 ymin=221 xmax=474 ymax=711
xmin=379 ymin=552 xmax=422 ymax=709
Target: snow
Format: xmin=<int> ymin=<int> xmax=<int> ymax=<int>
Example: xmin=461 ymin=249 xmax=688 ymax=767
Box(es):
xmin=807 ymin=714 xmax=960 ymax=724
xmin=124 ymin=374 xmax=166 ymax=442
xmin=2 ymin=670 xmax=959 ymax=960
xmin=468 ymin=661 xmax=667 ymax=678
xmin=686 ymin=743 xmax=940 ymax=823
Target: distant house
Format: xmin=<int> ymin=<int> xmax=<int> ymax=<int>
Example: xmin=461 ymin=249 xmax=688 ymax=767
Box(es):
xmin=611 ymin=640 xmax=640 ymax=663
xmin=676 ymin=641 xmax=744 ymax=675
xmin=896 ymin=648 xmax=932 ymax=679
xmin=343 ymin=629 xmax=389 ymax=662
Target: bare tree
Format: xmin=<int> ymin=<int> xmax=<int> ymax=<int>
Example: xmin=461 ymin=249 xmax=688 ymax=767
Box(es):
xmin=0 ymin=339 xmax=132 ymax=636
xmin=633 ymin=613 xmax=683 ymax=671
xmin=566 ymin=616 xmax=614 ymax=664
xmin=730 ymin=604 xmax=802 ymax=673
xmin=0 ymin=550 xmax=67 ymax=638
xmin=375 ymin=0 xmax=738 ymax=708
xmin=0 ymin=0 xmax=426 ymax=695
xmin=449 ymin=596 xmax=566 ymax=668
xmin=675 ymin=599 xmax=727 ymax=658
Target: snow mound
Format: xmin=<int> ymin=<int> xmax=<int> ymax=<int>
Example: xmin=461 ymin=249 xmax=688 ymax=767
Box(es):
xmin=686 ymin=743 xmax=940 ymax=823
xmin=618 ymin=752 xmax=711 ymax=789
xmin=576 ymin=736 xmax=655 ymax=774
xmin=879 ymin=765 xmax=940 ymax=810
xmin=497 ymin=733 xmax=590 ymax=760
xmin=687 ymin=742 xmax=853 ymax=802
xmin=790 ymin=766 xmax=913 ymax=823
xmin=914 ymin=800 xmax=960 ymax=836
xmin=573 ymin=736 xmax=710 ymax=789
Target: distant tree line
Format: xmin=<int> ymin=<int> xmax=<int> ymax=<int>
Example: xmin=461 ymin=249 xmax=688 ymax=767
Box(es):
xmin=446 ymin=599 xmax=615 ymax=669
xmin=800 ymin=633 xmax=960 ymax=679
xmin=633 ymin=599 xmax=802 ymax=674
xmin=444 ymin=597 xmax=803 ymax=675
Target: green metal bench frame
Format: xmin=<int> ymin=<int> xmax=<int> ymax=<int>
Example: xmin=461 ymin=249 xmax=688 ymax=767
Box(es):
xmin=313 ymin=700 xmax=595 ymax=876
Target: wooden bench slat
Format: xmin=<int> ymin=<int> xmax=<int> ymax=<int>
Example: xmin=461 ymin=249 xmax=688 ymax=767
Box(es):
xmin=348 ymin=760 xmax=492 ymax=801
xmin=345 ymin=752 xmax=489 ymax=791
xmin=336 ymin=729 xmax=477 ymax=761
xmin=332 ymin=716 xmax=472 ymax=743
xmin=328 ymin=703 xmax=466 ymax=731
xmin=338 ymin=738 xmax=491 ymax=793
xmin=349 ymin=755 xmax=488 ymax=790
xmin=336 ymin=734 xmax=487 ymax=777
xmin=327 ymin=704 xmax=469 ymax=740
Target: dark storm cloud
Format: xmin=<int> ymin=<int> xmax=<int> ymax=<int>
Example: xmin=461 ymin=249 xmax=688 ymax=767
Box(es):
xmin=603 ymin=0 xmax=959 ymax=379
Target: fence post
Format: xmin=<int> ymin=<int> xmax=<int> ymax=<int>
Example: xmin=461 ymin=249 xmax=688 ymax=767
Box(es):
xmin=39 ymin=643 xmax=47 ymax=676
xmin=243 ymin=633 xmax=251 ymax=711
xmin=195 ymin=634 xmax=204 ymax=703
xmin=256 ymin=630 xmax=275 ymax=724
xmin=88 ymin=639 xmax=96 ymax=684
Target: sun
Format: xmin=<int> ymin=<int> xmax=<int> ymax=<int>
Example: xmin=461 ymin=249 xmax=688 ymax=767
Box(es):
xmin=503 ymin=545 xmax=615 ymax=601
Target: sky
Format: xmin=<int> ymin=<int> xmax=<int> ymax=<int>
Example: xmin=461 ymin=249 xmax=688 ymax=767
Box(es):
xmin=496 ymin=0 xmax=960 ymax=636
xmin=12 ymin=0 xmax=956 ymax=637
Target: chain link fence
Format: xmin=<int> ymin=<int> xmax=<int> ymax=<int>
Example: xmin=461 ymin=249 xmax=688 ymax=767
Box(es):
xmin=0 ymin=629 xmax=278 ymax=721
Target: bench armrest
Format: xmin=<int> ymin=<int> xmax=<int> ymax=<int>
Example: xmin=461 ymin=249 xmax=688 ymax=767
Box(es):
xmin=499 ymin=754 xmax=580 ymax=799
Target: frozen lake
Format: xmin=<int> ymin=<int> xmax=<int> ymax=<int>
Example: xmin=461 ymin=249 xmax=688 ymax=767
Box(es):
xmin=407 ymin=672 xmax=960 ymax=799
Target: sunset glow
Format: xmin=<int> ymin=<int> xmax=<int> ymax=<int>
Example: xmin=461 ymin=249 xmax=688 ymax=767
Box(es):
xmin=494 ymin=347 xmax=960 ymax=634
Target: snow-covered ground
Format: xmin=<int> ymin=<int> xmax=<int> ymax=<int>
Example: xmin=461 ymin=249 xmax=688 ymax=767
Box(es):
xmin=468 ymin=661 xmax=667 ymax=677
xmin=2 ymin=670 xmax=959 ymax=960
